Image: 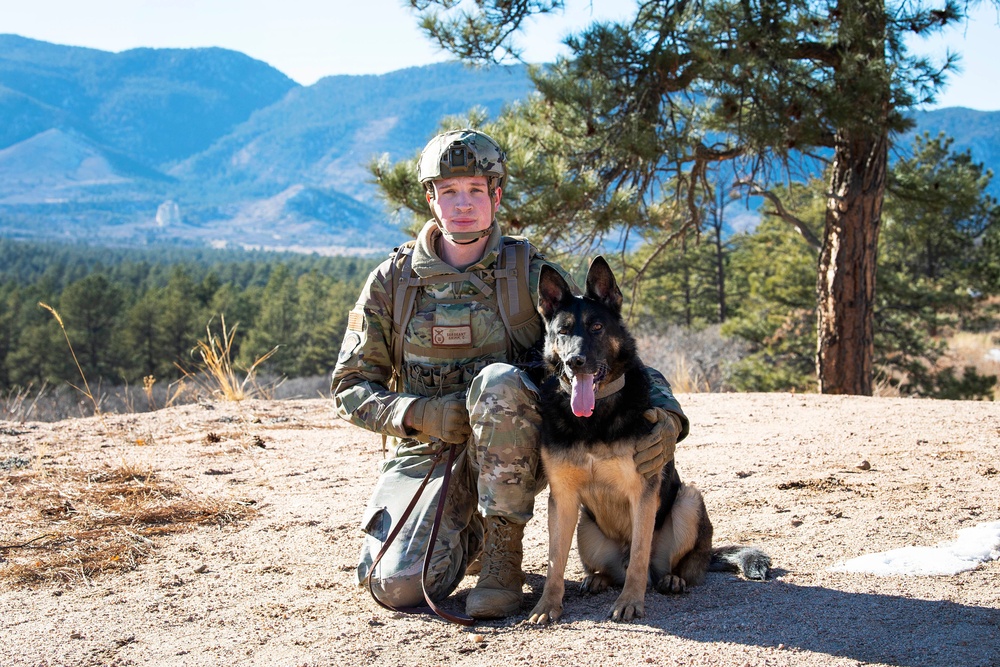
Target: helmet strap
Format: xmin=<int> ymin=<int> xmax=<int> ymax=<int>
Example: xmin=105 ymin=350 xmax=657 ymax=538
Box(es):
xmin=435 ymin=222 xmax=495 ymax=245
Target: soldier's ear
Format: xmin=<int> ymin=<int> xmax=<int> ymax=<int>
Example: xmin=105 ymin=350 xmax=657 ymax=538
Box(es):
xmin=585 ymin=256 xmax=622 ymax=315
xmin=538 ymin=265 xmax=573 ymax=322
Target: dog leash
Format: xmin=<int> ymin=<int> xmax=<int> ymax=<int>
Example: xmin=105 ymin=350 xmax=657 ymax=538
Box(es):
xmin=364 ymin=440 xmax=475 ymax=626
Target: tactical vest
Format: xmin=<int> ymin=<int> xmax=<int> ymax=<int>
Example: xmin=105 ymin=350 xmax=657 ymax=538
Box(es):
xmin=385 ymin=236 xmax=541 ymax=391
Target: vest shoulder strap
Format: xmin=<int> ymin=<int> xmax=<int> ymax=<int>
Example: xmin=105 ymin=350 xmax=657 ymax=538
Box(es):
xmin=494 ymin=237 xmax=537 ymax=344
xmin=388 ymin=242 xmax=417 ymax=389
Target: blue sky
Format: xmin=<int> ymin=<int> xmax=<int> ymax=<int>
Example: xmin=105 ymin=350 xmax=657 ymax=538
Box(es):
xmin=3 ymin=0 xmax=999 ymax=110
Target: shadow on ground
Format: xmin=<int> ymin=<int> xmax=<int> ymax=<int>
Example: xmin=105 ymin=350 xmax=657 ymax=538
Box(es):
xmin=473 ymin=573 xmax=1000 ymax=667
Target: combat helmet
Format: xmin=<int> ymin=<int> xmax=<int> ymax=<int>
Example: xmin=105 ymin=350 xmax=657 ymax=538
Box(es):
xmin=418 ymin=129 xmax=507 ymax=244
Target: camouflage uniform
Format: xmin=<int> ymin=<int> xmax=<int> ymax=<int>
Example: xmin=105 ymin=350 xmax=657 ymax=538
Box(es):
xmin=332 ymin=220 xmax=688 ymax=608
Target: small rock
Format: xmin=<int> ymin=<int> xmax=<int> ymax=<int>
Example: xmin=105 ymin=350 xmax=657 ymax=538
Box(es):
xmin=70 ymin=632 xmax=84 ymax=640
xmin=194 ymin=564 xmax=208 ymax=574
xmin=858 ymin=460 xmax=871 ymax=470
xmin=471 ymin=634 xmax=485 ymax=643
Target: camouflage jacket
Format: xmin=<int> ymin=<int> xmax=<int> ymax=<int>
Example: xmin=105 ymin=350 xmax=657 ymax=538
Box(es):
xmin=331 ymin=221 xmax=689 ymax=450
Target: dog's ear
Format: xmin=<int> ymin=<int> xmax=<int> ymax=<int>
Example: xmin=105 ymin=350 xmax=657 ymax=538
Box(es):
xmin=585 ymin=256 xmax=623 ymax=315
xmin=537 ymin=264 xmax=573 ymax=322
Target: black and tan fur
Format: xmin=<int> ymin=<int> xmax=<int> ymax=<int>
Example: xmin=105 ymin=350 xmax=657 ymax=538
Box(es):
xmin=529 ymin=256 xmax=769 ymax=624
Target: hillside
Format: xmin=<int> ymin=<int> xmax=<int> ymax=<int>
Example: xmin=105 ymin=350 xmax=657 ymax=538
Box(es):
xmin=0 ymin=36 xmax=535 ymax=253
xmin=1 ymin=393 xmax=998 ymax=666
xmin=0 ymin=35 xmax=997 ymax=254
xmin=0 ymin=34 xmax=298 ymax=164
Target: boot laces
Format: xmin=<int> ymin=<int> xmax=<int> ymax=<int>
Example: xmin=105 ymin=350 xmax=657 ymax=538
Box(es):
xmin=481 ymin=518 xmax=522 ymax=584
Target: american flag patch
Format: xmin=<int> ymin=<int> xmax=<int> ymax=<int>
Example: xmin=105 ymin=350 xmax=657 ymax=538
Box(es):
xmin=348 ymin=310 xmax=364 ymax=332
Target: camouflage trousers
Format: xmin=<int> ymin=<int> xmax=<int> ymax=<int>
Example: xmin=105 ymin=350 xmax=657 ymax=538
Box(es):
xmin=356 ymin=363 xmax=544 ymax=608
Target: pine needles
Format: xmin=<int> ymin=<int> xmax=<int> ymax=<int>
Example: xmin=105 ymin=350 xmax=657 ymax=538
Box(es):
xmin=0 ymin=463 xmax=254 ymax=586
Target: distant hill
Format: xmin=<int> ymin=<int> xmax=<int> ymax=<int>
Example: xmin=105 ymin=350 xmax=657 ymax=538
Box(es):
xmin=170 ymin=62 xmax=534 ymax=199
xmin=0 ymin=36 xmax=534 ymax=253
xmin=0 ymin=35 xmax=996 ymax=254
xmin=906 ymin=108 xmax=1000 ymax=181
xmin=0 ymin=34 xmax=298 ymax=164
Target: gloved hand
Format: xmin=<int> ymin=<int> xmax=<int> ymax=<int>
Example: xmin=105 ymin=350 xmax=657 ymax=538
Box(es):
xmin=407 ymin=394 xmax=472 ymax=444
xmin=634 ymin=407 xmax=681 ymax=480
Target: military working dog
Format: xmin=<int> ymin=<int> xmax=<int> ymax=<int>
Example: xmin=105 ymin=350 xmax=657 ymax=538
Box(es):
xmin=529 ymin=256 xmax=769 ymax=624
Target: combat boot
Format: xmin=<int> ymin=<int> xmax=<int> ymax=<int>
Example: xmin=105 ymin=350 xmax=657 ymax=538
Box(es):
xmin=465 ymin=516 xmax=525 ymax=619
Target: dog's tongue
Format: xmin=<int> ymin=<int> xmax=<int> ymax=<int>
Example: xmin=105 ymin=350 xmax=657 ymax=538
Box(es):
xmin=571 ymin=374 xmax=596 ymax=418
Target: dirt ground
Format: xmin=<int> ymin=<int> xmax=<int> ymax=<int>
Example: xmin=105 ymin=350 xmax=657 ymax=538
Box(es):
xmin=1 ymin=393 xmax=998 ymax=667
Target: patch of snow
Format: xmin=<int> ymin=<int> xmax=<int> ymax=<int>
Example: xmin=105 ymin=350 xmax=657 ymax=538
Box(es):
xmin=830 ymin=521 xmax=1000 ymax=576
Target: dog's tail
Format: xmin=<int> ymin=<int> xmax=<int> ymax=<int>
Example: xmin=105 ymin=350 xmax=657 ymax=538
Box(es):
xmin=709 ymin=545 xmax=771 ymax=581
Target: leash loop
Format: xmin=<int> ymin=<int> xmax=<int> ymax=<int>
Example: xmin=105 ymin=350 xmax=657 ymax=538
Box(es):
xmin=364 ymin=440 xmax=475 ymax=626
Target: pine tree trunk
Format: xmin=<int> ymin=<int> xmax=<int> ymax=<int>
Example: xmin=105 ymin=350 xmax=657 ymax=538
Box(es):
xmin=817 ymin=135 xmax=888 ymax=396
xmin=815 ymin=0 xmax=890 ymax=396
xmin=817 ymin=130 xmax=888 ymax=395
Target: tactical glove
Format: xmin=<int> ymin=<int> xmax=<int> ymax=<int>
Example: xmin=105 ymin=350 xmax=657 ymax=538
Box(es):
xmin=407 ymin=394 xmax=472 ymax=444
xmin=634 ymin=407 xmax=681 ymax=480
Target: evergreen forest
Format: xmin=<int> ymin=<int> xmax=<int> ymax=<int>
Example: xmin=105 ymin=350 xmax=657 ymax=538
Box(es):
xmin=0 ymin=240 xmax=376 ymax=400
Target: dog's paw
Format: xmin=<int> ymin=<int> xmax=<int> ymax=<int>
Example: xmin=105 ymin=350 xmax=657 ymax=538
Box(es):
xmin=581 ymin=573 xmax=612 ymax=594
xmin=609 ymin=595 xmax=644 ymax=622
xmin=527 ymin=600 xmax=563 ymax=625
xmin=655 ymin=574 xmax=688 ymax=594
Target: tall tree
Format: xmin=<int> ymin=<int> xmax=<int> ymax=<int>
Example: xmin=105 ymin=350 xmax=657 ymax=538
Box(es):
xmin=239 ymin=265 xmax=297 ymax=372
xmin=722 ymin=138 xmax=998 ymax=398
xmin=59 ymin=274 xmax=125 ymax=381
xmin=403 ymin=0 xmax=971 ymax=395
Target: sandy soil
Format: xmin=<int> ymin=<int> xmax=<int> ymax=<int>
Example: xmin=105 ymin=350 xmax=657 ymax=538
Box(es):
xmin=1 ymin=393 xmax=998 ymax=667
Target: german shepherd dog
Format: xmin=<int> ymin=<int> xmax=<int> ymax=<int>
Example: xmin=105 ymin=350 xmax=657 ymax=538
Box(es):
xmin=529 ymin=256 xmax=769 ymax=624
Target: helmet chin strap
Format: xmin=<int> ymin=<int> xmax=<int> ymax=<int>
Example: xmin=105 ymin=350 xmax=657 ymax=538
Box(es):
xmin=434 ymin=219 xmax=496 ymax=245
xmin=438 ymin=221 xmax=496 ymax=245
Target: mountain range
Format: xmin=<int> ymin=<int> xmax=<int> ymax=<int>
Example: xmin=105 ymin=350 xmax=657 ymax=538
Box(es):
xmin=0 ymin=34 xmax=997 ymax=255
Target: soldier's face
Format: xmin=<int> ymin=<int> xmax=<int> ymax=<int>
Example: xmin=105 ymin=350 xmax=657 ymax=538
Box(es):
xmin=427 ymin=176 xmax=501 ymax=240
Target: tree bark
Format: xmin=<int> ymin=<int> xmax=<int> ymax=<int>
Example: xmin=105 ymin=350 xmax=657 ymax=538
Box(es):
xmin=815 ymin=0 xmax=890 ymax=396
xmin=817 ymin=130 xmax=888 ymax=395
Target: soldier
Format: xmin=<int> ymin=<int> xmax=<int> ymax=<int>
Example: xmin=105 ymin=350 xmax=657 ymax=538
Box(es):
xmin=331 ymin=129 xmax=688 ymax=620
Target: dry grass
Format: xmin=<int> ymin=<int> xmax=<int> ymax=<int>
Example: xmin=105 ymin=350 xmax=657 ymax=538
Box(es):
xmin=181 ymin=316 xmax=280 ymax=401
xmin=947 ymin=330 xmax=1000 ymax=392
xmin=661 ymin=352 xmax=713 ymax=393
xmin=38 ymin=302 xmax=100 ymax=415
xmin=0 ymin=461 xmax=254 ymax=587
xmin=635 ymin=324 xmax=750 ymax=393
xmin=0 ymin=382 xmax=48 ymax=422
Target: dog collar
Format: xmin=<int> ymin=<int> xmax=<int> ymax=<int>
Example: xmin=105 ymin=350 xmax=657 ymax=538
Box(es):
xmin=559 ymin=372 xmax=626 ymax=400
xmin=594 ymin=373 xmax=626 ymax=400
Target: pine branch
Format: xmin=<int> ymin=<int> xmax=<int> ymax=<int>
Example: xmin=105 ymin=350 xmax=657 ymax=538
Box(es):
xmin=736 ymin=179 xmax=823 ymax=251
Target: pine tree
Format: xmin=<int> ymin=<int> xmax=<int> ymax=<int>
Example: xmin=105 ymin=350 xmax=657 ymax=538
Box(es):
xmin=156 ymin=269 xmax=205 ymax=377
xmin=401 ymin=0 xmax=969 ymax=395
xmin=721 ymin=136 xmax=998 ymax=397
xmin=58 ymin=274 xmax=125 ymax=381
xmin=240 ymin=265 xmax=297 ymax=373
